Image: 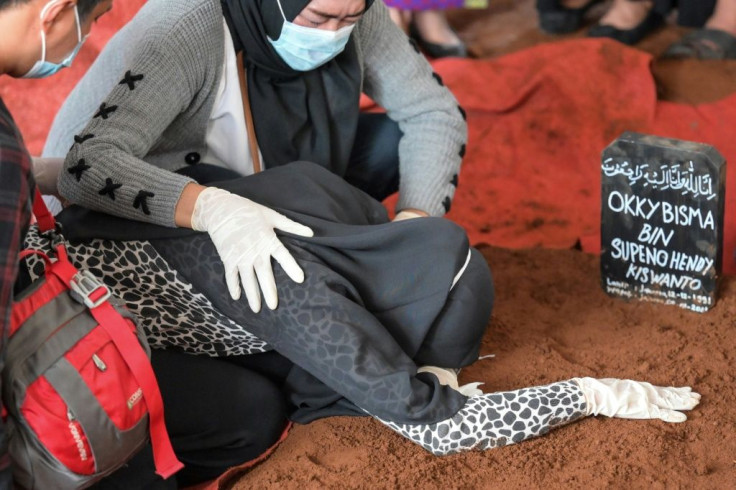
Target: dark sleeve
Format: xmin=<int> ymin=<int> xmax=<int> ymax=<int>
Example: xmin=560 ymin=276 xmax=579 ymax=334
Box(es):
xmin=0 ymin=100 xmax=34 ymax=347
xmin=0 ymin=98 xmax=34 ymax=485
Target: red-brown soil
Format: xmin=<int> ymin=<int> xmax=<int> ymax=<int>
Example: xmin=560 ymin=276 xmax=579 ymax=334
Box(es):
xmin=232 ymin=2 xmax=736 ymax=488
xmin=233 ymin=246 xmax=735 ymax=489
xmin=0 ymin=0 xmax=734 ymax=488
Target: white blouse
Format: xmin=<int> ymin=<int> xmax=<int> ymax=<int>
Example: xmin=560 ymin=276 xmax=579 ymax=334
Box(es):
xmin=203 ymin=21 xmax=262 ymax=175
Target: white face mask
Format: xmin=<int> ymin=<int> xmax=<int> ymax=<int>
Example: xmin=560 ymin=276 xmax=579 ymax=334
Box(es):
xmin=22 ymin=0 xmax=88 ymax=79
xmin=267 ymin=0 xmax=355 ymax=72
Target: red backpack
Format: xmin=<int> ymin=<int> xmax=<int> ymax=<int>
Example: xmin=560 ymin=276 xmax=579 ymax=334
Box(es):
xmin=4 ymin=191 xmax=182 ymax=489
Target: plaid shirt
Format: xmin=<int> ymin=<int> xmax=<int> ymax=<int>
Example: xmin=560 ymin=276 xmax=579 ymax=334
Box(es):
xmin=0 ymin=96 xmax=34 ymax=483
xmin=0 ymin=96 xmax=34 ymax=347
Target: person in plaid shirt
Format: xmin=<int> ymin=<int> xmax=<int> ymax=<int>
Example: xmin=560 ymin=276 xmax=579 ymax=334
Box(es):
xmin=0 ymin=87 xmax=34 ymax=490
xmin=0 ymin=1 xmax=112 ymax=487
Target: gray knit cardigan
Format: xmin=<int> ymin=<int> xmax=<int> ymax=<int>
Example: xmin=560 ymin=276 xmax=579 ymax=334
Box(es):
xmin=44 ymin=0 xmax=467 ymax=226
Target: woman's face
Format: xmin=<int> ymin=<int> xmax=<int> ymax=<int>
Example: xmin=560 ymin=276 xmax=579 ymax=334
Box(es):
xmin=292 ymin=0 xmax=366 ymax=31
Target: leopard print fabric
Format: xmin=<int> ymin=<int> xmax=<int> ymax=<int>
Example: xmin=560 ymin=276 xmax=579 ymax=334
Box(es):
xmin=23 ymin=226 xmax=270 ymax=356
xmin=374 ymin=380 xmax=588 ymax=455
xmin=24 ymin=225 xmax=589 ymax=451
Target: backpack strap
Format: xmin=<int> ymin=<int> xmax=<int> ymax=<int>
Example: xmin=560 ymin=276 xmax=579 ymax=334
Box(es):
xmin=18 ymin=249 xmax=52 ymax=268
xmin=50 ymin=250 xmax=183 ymax=478
xmin=32 ymin=189 xmax=56 ymax=235
xmin=91 ymin=301 xmax=183 ymax=478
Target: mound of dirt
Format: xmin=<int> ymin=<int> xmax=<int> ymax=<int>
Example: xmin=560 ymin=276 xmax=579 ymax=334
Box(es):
xmin=234 ymin=247 xmax=735 ymax=489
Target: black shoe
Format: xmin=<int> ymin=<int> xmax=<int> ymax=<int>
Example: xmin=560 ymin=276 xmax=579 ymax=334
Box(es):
xmin=537 ymin=0 xmax=605 ymax=34
xmin=409 ymin=21 xmax=468 ymax=59
xmin=588 ymin=10 xmax=664 ymax=45
xmin=663 ymin=28 xmax=736 ymax=60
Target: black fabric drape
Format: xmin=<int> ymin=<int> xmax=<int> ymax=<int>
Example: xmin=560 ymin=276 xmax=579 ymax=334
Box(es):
xmin=58 ymin=162 xmax=493 ymax=425
xmin=220 ymin=0 xmax=374 ymax=175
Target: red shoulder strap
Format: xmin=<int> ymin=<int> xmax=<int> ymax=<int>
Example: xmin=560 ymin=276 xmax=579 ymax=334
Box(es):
xmin=92 ymin=302 xmax=184 ymax=478
xmin=32 ymin=189 xmax=56 ymax=234
xmin=51 ymin=255 xmax=183 ymax=478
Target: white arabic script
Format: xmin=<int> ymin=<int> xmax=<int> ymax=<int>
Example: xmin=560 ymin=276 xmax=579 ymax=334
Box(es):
xmin=602 ymin=159 xmax=716 ymax=201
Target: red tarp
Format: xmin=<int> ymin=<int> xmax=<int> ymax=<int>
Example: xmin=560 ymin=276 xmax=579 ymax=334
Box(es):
xmin=373 ymin=39 xmax=736 ymax=274
xmin=1 ymin=2 xmax=733 ymax=273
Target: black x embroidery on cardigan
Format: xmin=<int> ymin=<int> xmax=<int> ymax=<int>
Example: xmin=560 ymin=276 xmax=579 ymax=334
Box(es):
xmin=68 ymin=159 xmax=90 ymax=182
xmin=119 ymin=70 xmax=144 ymax=91
xmin=94 ymin=103 xmax=118 ymax=120
xmin=133 ymin=190 xmax=155 ymax=215
xmin=99 ymin=178 xmax=122 ymax=200
xmin=74 ymin=134 xmax=95 ymax=145
xmin=409 ymin=38 xmax=420 ymax=54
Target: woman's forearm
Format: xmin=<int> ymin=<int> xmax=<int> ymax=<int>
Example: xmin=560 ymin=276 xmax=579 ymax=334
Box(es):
xmin=174 ymin=182 xmax=206 ymax=228
xmin=357 ymin=1 xmax=467 ymax=217
xmin=31 ymin=157 xmax=64 ymax=196
xmin=374 ymin=380 xmax=588 ymax=455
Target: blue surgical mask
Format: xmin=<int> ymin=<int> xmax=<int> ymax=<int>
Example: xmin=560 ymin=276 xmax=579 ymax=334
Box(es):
xmin=23 ymin=1 xmax=87 ymax=79
xmin=268 ymin=0 xmax=355 ymax=72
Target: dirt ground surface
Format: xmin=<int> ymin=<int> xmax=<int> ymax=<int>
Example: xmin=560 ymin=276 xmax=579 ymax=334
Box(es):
xmin=232 ymin=1 xmax=736 ymax=488
xmin=234 ymin=247 xmax=735 ymax=489
xmin=1 ymin=0 xmax=733 ymax=487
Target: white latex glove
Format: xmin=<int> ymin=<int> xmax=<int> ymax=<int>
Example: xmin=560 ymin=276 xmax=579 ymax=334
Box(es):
xmin=393 ymin=210 xmax=426 ymax=222
xmin=418 ymin=366 xmax=484 ymax=397
xmin=574 ymin=377 xmax=700 ymax=423
xmin=191 ymin=187 xmax=313 ymax=312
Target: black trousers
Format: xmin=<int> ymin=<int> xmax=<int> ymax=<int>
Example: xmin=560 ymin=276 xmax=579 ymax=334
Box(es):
xmin=345 ymin=113 xmax=403 ymax=202
xmin=653 ymin=0 xmax=717 ymax=27
xmin=93 ymin=350 xmax=289 ymax=489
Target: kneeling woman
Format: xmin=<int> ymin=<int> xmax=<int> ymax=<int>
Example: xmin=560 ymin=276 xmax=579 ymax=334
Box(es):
xmin=24 ymin=163 xmax=699 ymax=488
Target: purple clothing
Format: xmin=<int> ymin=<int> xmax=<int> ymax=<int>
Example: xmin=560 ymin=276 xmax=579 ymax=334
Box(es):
xmin=383 ymin=0 xmax=463 ymax=10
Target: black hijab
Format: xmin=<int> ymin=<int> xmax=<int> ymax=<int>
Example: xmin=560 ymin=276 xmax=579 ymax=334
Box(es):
xmin=220 ymin=0 xmax=375 ymax=175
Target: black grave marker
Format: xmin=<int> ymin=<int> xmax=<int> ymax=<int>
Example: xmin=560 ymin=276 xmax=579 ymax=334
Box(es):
xmin=600 ymin=132 xmax=726 ymax=313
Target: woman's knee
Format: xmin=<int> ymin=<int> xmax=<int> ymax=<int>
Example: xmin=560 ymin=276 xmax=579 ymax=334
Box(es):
xmin=151 ymin=351 xmax=288 ymax=470
xmin=227 ymin=372 xmax=288 ymax=454
xmin=185 ymin=366 xmax=288 ymax=460
xmin=175 ymin=369 xmax=287 ymax=486
xmin=415 ymin=248 xmax=494 ymax=367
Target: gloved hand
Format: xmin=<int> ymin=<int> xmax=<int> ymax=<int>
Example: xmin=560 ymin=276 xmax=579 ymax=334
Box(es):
xmin=191 ymin=187 xmax=313 ymax=312
xmin=393 ymin=209 xmax=427 ymax=222
xmin=418 ymin=365 xmax=484 ymax=397
xmin=573 ymin=377 xmax=700 ymax=423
